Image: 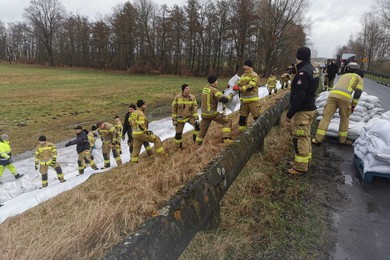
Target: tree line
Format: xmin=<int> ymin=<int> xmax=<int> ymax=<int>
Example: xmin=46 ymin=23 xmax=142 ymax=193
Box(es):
xmin=0 ymin=0 xmax=308 ymax=77
xmin=336 ymin=0 xmax=389 ymax=74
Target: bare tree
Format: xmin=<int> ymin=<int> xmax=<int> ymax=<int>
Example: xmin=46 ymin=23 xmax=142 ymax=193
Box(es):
xmin=24 ymin=0 xmax=65 ymax=66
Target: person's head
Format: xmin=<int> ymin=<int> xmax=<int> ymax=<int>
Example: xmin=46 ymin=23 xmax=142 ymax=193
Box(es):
xmin=345 ymin=62 xmax=359 ymax=73
xmin=91 ymin=125 xmax=97 ymax=132
xmin=38 ymin=135 xmax=47 ymax=144
xmin=1 ymin=134 xmax=8 ymax=141
xmin=129 ymin=104 xmax=136 ymax=113
xmin=296 ymin=47 xmax=311 ymax=63
xmin=96 ymin=121 xmax=105 ymax=130
xmin=114 ymin=115 xmax=120 ymax=122
xmin=207 ymin=75 xmax=218 ymax=86
xmin=137 ymin=99 xmax=147 ymax=110
xmin=243 ymin=59 xmax=253 ymax=72
xmin=74 ymin=125 xmax=83 ymax=134
xmin=181 ymin=84 xmax=190 ymax=95
xmin=354 ymin=69 xmax=364 ymax=78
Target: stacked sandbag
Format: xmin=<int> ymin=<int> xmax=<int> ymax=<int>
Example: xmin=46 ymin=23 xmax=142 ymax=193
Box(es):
xmin=354 ymin=111 xmax=390 ymax=174
xmin=315 ymin=91 xmax=383 ymax=140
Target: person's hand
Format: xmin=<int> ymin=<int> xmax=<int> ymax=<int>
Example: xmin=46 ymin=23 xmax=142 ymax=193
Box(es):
xmin=172 ymin=120 xmax=178 ymax=126
xmin=122 ymin=135 xmax=125 ymax=141
xmin=233 ymin=85 xmax=239 ymax=91
xmin=65 ymin=142 xmax=71 ymax=147
xmin=35 ymin=164 xmax=38 ymax=170
xmin=194 ymin=119 xmax=199 ymax=125
xmin=351 ymin=106 xmax=356 ymax=113
xmin=146 ymin=130 xmax=153 ymax=135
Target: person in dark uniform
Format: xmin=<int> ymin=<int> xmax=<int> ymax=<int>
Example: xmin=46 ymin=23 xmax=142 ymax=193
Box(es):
xmin=286 ymin=47 xmax=320 ymax=175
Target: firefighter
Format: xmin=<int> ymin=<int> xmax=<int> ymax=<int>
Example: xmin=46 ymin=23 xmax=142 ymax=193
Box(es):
xmin=114 ymin=115 xmax=123 ymax=154
xmin=96 ymin=121 xmax=122 ymax=169
xmin=0 ymin=134 xmax=23 ymax=182
xmin=172 ymin=84 xmax=200 ymax=149
xmin=267 ymin=72 xmax=278 ymax=96
xmin=35 ymin=135 xmax=65 ymax=188
xmin=232 ymin=60 xmax=261 ymax=132
xmin=326 ymin=59 xmax=338 ymax=90
xmin=65 ymin=126 xmax=98 ymax=175
xmin=280 ymin=73 xmax=291 ymax=90
xmin=130 ymin=99 xmax=166 ymax=163
xmin=312 ymin=70 xmax=364 ymax=145
xmin=286 ymin=47 xmax=319 ymax=175
xmin=196 ymin=75 xmax=234 ymax=145
xmin=122 ymin=104 xmax=153 ymax=157
xmin=88 ymin=125 xmax=98 ymax=160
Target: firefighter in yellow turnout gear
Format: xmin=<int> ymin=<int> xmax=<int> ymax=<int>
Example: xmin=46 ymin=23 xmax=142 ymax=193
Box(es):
xmin=35 ymin=135 xmax=65 ymax=188
xmin=172 ymin=84 xmax=200 ymax=148
xmin=0 ymin=134 xmax=23 ymax=182
xmin=114 ymin=116 xmax=123 ymax=154
xmin=313 ymin=70 xmax=364 ymax=145
xmin=267 ymin=73 xmax=278 ymax=96
xmin=65 ymin=126 xmax=98 ymax=175
xmin=130 ymin=100 xmax=166 ymax=163
xmin=96 ymin=121 xmax=122 ymax=169
xmin=233 ymin=60 xmax=261 ymax=132
xmin=280 ymin=73 xmax=291 ymax=90
xmin=196 ymin=75 xmax=233 ymax=145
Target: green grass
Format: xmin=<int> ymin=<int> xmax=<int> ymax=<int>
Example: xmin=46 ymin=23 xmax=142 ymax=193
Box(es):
xmin=0 ymin=63 xmax=209 ymax=154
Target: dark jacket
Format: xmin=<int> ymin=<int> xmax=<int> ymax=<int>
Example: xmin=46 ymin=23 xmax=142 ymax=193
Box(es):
xmin=287 ymin=60 xmax=319 ymax=119
xmin=326 ymin=62 xmax=338 ymax=81
xmin=122 ymin=112 xmax=132 ymax=140
xmin=67 ymin=129 xmax=90 ymax=154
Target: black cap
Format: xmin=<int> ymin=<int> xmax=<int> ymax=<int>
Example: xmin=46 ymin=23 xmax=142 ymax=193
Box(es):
xmin=91 ymin=125 xmax=97 ymax=131
xmin=207 ymin=75 xmax=217 ymax=84
xmin=137 ymin=99 xmax=146 ymax=108
xmin=39 ymin=135 xmax=46 ymax=141
xmin=244 ymin=59 xmax=253 ymax=67
xmin=114 ymin=115 xmax=120 ymax=119
xmin=296 ymin=47 xmax=311 ymax=61
xmin=181 ymin=84 xmax=189 ymax=92
xmin=74 ymin=125 xmax=82 ymax=130
xmin=129 ymin=104 xmax=136 ymax=110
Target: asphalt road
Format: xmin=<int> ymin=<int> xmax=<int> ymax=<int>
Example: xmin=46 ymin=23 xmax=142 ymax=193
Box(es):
xmin=329 ymin=77 xmax=390 ymax=260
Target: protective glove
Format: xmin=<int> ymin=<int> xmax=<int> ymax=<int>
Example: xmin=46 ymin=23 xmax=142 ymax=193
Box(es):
xmin=35 ymin=164 xmax=38 ymax=170
xmin=65 ymin=142 xmax=71 ymax=147
xmin=172 ymin=120 xmax=178 ymax=126
xmin=146 ymin=130 xmax=153 ymax=135
xmin=351 ymin=106 xmax=356 ymax=113
xmin=122 ymin=135 xmax=125 ymax=141
xmin=194 ymin=119 xmax=200 ymax=126
xmin=233 ymin=85 xmax=239 ymax=91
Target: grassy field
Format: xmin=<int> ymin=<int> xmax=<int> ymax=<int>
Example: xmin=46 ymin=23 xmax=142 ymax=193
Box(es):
xmin=0 ymin=63 xmax=208 ymax=154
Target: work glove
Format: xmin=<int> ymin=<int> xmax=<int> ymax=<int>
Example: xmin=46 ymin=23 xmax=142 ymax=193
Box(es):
xmin=65 ymin=142 xmax=71 ymax=147
xmin=232 ymin=85 xmax=239 ymax=91
xmin=228 ymin=93 xmax=234 ymax=99
xmin=122 ymin=135 xmax=125 ymax=141
xmin=351 ymin=106 xmax=356 ymax=113
xmin=194 ymin=119 xmax=200 ymax=126
xmin=172 ymin=120 xmax=178 ymax=126
xmin=146 ymin=130 xmax=153 ymax=135
xmin=35 ymin=164 xmax=38 ymax=170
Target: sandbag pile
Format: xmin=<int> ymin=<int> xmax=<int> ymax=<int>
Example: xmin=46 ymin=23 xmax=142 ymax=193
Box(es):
xmin=315 ymin=91 xmax=383 ymax=140
xmin=354 ymin=111 xmax=390 ymax=174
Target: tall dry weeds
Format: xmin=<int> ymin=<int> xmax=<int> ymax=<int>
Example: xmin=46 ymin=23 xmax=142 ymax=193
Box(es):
xmin=0 ymin=91 xmax=289 ymax=259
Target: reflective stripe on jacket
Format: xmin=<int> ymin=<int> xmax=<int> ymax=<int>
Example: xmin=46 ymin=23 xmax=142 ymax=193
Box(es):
xmin=97 ymin=122 xmax=117 ymax=143
xmin=329 ymin=73 xmax=364 ymax=102
xmin=130 ymin=109 xmax=148 ymax=135
xmin=35 ymin=142 xmax=57 ymax=163
xmin=237 ymin=68 xmax=260 ymax=103
xmin=201 ymin=85 xmax=223 ymax=119
xmin=0 ymin=140 xmax=11 ymax=160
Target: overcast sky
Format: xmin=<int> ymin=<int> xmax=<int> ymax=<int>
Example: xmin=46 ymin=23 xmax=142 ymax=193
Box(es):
xmin=0 ymin=0 xmax=374 ymax=58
